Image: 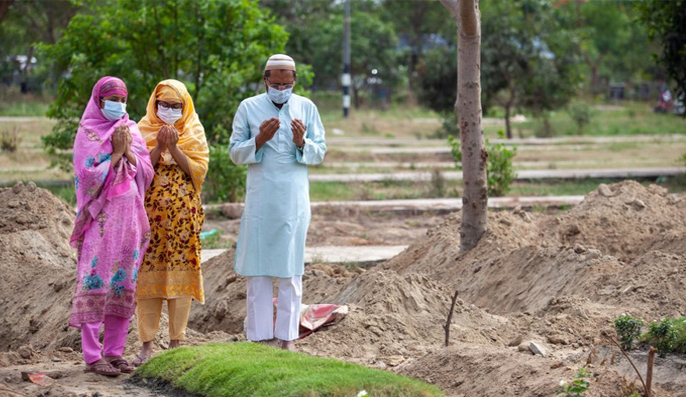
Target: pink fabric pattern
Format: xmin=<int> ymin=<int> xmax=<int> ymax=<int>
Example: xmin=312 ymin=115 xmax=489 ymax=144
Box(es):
xmin=69 ymin=76 xmax=154 ymax=327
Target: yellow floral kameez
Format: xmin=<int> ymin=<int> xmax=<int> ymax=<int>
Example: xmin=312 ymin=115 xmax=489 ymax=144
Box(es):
xmin=137 ymin=80 xmax=209 ymax=303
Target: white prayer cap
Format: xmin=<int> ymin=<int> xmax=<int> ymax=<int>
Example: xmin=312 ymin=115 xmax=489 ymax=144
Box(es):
xmin=264 ymin=54 xmax=296 ymax=71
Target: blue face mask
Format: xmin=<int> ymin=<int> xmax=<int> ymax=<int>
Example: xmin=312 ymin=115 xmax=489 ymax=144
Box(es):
xmin=101 ymin=100 xmax=127 ymax=121
xmin=267 ymin=87 xmax=293 ymax=104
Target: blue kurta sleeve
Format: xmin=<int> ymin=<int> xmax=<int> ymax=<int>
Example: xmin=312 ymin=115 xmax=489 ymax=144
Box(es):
xmin=229 ymin=102 xmax=264 ymax=165
xmin=295 ymin=103 xmax=327 ymax=165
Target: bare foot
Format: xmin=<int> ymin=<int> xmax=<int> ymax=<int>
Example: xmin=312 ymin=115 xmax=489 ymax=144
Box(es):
xmin=255 ymin=338 xmax=280 ymax=348
xmin=169 ymin=339 xmax=181 ymax=349
xmin=133 ymin=341 xmax=153 ymax=367
xmin=280 ymin=340 xmax=296 ymax=352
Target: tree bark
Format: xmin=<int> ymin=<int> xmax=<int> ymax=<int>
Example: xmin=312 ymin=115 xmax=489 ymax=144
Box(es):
xmin=499 ymin=79 xmax=516 ymax=139
xmin=441 ymin=0 xmax=487 ymax=253
xmin=583 ymin=52 xmax=602 ymax=95
xmin=408 ymin=2 xmax=428 ymax=91
xmin=0 ymin=0 xmax=14 ymax=25
xmin=504 ymin=104 xmax=512 ymax=139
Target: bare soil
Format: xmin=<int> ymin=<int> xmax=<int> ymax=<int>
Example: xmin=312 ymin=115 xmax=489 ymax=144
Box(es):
xmin=1 ymin=180 xmax=685 ymax=396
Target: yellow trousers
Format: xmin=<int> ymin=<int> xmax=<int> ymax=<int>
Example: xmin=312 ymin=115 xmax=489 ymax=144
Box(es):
xmin=136 ymin=297 xmax=192 ymax=342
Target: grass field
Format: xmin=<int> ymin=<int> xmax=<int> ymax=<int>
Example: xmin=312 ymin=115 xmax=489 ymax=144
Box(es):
xmin=133 ymin=342 xmax=443 ymax=397
xmin=0 ymin=92 xmax=51 ymax=117
xmin=307 ymin=176 xmax=686 ymax=202
xmin=316 ymin=97 xmax=686 ymax=139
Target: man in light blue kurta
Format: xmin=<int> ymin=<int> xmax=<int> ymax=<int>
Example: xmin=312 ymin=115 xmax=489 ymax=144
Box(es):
xmin=229 ymin=54 xmax=326 ymax=351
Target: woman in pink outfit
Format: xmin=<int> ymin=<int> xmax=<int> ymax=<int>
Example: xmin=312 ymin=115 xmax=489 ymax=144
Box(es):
xmin=69 ymin=76 xmax=154 ymax=376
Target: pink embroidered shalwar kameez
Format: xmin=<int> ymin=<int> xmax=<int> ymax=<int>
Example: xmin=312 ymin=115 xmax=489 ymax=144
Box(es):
xmin=68 ymin=77 xmax=154 ymax=364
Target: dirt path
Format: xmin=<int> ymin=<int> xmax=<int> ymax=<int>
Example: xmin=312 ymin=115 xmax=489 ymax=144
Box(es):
xmin=0 ymin=361 xmax=162 ymax=397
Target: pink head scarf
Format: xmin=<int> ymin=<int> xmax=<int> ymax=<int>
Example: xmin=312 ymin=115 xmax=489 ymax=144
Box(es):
xmin=71 ymin=76 xmax=154 ymax=246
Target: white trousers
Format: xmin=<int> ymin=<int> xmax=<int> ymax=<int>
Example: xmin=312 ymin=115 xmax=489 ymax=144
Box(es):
xmin=246 ymin=276 xmax=302 ymax=342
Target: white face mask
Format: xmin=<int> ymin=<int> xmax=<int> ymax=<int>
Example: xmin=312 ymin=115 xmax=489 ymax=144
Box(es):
xmin=157 ymin=105 xmax=183 ymax=125
xmin=101 ymin=100 xmax=127 ymax=121
xmin=267 ymin=87 xmax=293 ymax=104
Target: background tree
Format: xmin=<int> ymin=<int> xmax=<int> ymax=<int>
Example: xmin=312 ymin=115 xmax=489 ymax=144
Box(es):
xmin=556 ymin=0 xmax=653 ymax=98
xmin=0 ymin=0 xmax=77 ymax=92
xmin=439 ymin=0 xmax=487 ymax=253
xmin=515 ymin=1 xmax=583 ymax=137
xmin=42 ymin=0 xmax=289 ymax=151
xmin=307 ymin=4 xmax=400 ymax=108
xmin=263 ymin=0 xmax=400 ymax=107
xmin=0 ymin=0 xmax=13 ymax=24
xmin=41 ymin=0 xmax=291 ymax=202
xmin=486 ymin=0 xmax=582 ymax=138
xmin=480 ymin=0 xmax=534 ymax=139
xmin=258 ymin=0 xmax=333 ymax=67
xmin=379 ymin=0 xmax=452 ymax=95
xmin=415 ymin=45 xmax=457 ymax=119
xmin=417 ymin=0 xmax=582 ymax=139
xmin=634 ymin=0 xmax=686 ymax=108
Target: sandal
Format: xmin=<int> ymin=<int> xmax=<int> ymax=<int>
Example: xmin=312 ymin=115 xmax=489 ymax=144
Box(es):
xmin=84 ymin=362 xmax=121 ymax=377
xmin=108 ymin=358 xmax=135 ymax=374
xmin=132 ymin=354 xmax=150 ymax=367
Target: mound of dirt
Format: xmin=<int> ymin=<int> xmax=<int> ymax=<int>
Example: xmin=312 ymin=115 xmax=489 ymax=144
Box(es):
xmin=548 ymin=181 xmax=686 ymax=262
xmin=383 ymin=181 xmax=686 ymax=319
xmin=395 ymin=342 xmax=674 ymax=397
xmin=188 ymin=249 xmax=360 ymax=335
xmin=0 ymin=182 xmax=79 ymax=355
xmin=297 ymin=269 xmax=516 ymax=368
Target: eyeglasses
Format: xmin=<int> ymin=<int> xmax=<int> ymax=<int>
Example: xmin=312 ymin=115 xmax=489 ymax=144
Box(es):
xmin=266 ymin=79 xmax=294 ymax=91
xmin=157 ymin=101 xmax=183 ymax=110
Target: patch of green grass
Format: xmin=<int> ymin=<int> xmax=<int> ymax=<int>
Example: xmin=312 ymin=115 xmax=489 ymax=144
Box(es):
xmin=310 ymin=181 xmax=356 ymax=201
xmin=200 ymin=229 xmax=235 ymax=249
xmin=482 ymin=101 xmax=686 ymax=139
xmin=133 ymin=342 xmax=443 ymax=397
xmin=0 ymin=100 xmax=51 ymax=117
xmin=42 ymin=184 xmax=76 ymax=206
xmin=511 ymin=178 xmax=620 ymax=196
xmin=511 ymin=177 xmax=686 ymax=196
xmin=311 ymin=180 xmax=461 ymax=201
xmin=310 ymin=176 xmax=686 ymax=202
xmin=606 ymin=141 xmax=642 ymax=152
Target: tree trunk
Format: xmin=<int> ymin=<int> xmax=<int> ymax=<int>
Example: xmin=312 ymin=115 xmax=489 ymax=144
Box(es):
xmin=408 ymin=2 xmax=428 ymax=91
xmin=504 ymin=104 xmax=512 ymax=139
xmin=584 ymin=53 xmax=602 ymax=96
xmin=0 ymin=0 xmax=14 ymax=25
xmin=20 ymin=45 xmax=34 ymax=94
xmin=441 ymin=0 xmax=487 ymax=253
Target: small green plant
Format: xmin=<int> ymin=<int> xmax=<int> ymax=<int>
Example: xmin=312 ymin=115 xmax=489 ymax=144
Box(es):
xmin=557 ymin=367 xmax=591 ymax=397
xmin=432 ymin=112 xmax=460 ymax=139
xmin=487 ymin=132 xmax=517 ymax=196
xmin=567 ymin=101 xmax=593 ymax=135
xmin=361 ymin=123 xmax=379 ymax=135
xmin=644 ymin=318 xmax=678 ymax=357
xmin=448 ymin=130 xmax=517 ymax=197
xmin=0 ymin=127 xmax=21 ymax=152
xmin=614 ymin=314 xmax=644 ymax=351
xmin=200 ymin=229 xmax=221 ymax=248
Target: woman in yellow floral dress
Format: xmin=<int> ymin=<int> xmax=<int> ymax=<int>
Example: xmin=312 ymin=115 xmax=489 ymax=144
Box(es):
xmin=134 ymin=79 xmax=209 ymax=365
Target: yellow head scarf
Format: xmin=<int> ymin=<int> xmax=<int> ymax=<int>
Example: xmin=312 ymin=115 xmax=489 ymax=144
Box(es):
xmin=139 ymin=79 xmax=209 ymax=192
